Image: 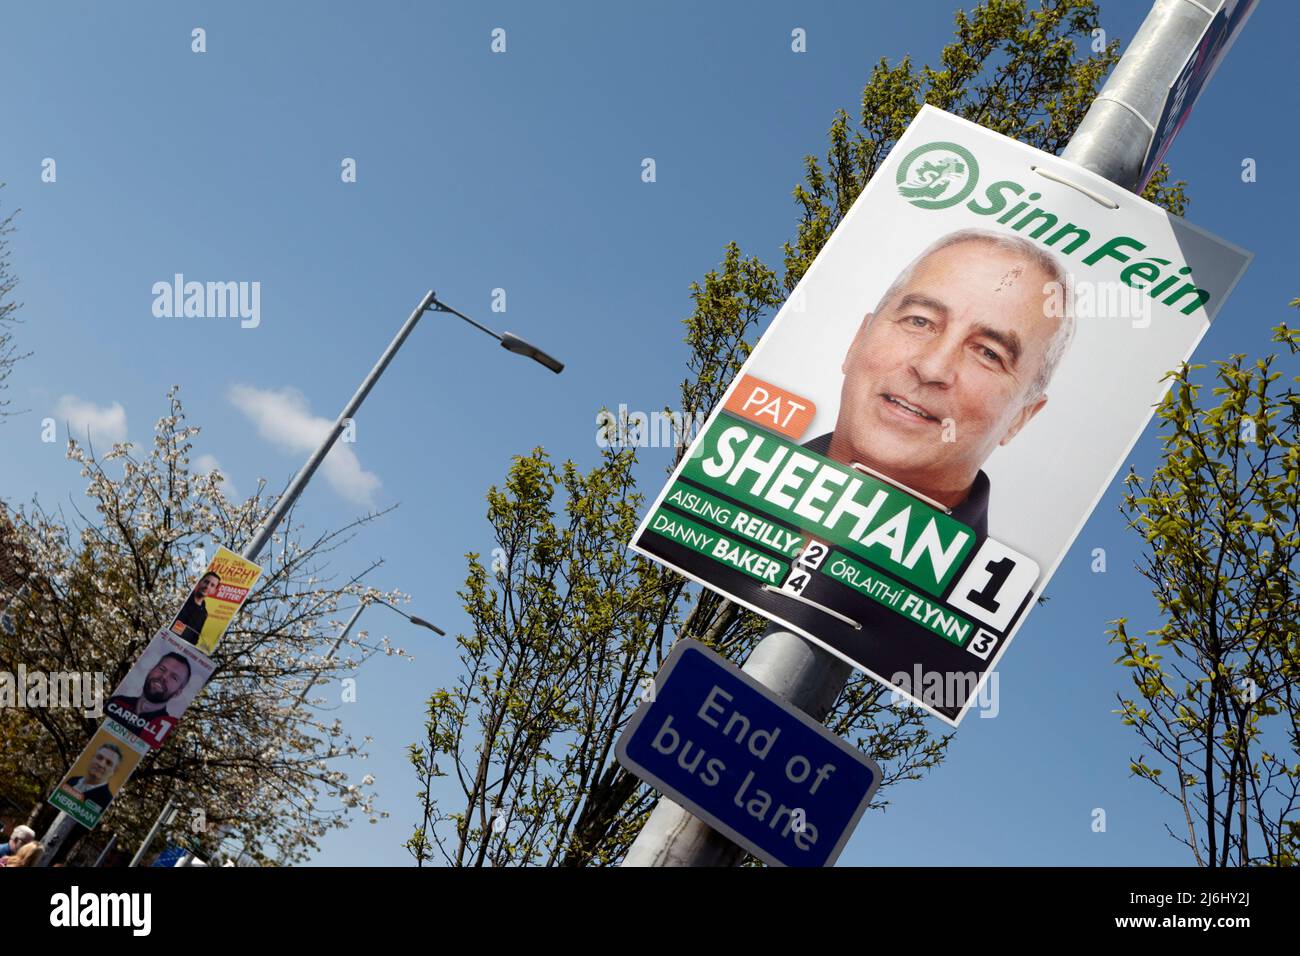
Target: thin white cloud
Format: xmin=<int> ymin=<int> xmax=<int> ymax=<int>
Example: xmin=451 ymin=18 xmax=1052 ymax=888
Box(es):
xmin=227 ymin=384 xmax=380 ymax=507
xmin=193 ymin=453 xmax=239 ymax=501
xmin=53 ymin=395 xmax=127 ymax=445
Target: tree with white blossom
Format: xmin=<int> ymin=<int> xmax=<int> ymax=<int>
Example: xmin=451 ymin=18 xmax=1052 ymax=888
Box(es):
xmin=0 ymin=387 xmax=413 ymax=864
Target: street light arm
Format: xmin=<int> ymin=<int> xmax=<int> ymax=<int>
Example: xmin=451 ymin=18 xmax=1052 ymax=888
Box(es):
xmin=426 ymin=295 xmax=502 ymax=342
xmin=427 ymin=294 xmax=564 ymax=374
xmin=369 ymin=595 xmax=446 ymax=635
xmin=290 ymin=596 xmax=444 ymax=711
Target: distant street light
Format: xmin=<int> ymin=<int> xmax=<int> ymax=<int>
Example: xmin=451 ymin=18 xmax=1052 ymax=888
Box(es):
xmin=368 ymin=596 xmax=446 ymax=636
xmin=129 ymin=598 xmax=440 ymax=868
xmin=291 ymin=597 xmax=444 ymax=711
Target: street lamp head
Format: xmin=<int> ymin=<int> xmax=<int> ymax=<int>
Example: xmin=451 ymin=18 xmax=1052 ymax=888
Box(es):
xmin=426 ymin=294 xmax=564 ymax=373
xmin=408 ymin=615 xmax=446 ymax=636
xmin=500 ymin=332 xmax=564 ymax=374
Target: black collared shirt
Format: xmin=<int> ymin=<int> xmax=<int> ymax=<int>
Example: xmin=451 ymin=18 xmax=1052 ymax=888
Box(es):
xmin=107 ymin=694 xmax=170 ymax=721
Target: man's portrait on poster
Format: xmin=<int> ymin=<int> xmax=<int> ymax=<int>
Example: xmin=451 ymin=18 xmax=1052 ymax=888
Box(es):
xmin=813 ymin=226 xmax=1076 ymax=536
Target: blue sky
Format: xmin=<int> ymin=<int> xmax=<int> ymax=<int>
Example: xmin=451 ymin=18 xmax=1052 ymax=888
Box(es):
xmin=0 ymin=1 xmax=1295 ymax=866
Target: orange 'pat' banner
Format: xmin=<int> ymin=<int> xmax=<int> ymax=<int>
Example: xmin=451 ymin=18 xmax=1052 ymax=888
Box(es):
xmin=722 ymin=374 xmax=816 ymax=441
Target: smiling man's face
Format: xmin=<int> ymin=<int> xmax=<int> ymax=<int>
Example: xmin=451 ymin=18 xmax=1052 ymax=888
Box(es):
xmin=143 ymin=656 xmax=190 ymax=703
xmin=829 ymin=240 xmax=1061 ymax=507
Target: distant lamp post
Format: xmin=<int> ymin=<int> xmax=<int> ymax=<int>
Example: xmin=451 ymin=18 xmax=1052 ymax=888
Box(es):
xmin=291 ymin=597 xmax=445 ymax=711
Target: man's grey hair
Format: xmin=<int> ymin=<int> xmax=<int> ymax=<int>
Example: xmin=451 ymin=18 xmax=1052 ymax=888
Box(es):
xmin=10 ymin=825 xmax=35 ymax=843
xmin=873 ymin=227 xmax=1076 ymax=400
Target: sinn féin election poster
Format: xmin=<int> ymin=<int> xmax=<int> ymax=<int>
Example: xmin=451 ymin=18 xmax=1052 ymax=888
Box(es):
xmin=630 ymin=105 xmax=1251 ymax=725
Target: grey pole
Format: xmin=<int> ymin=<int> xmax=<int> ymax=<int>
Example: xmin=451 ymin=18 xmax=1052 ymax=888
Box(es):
xmin=128 ymin=796 xmax=175 ymax=868
xmin=239 ymin=290 xmax=437 ymax=564
xmin=291 ymin=601 xmax=368 ymax=712
xmin=37 ymin=815 xmax=75 ymax=864
xmin=623 ymin=0 xmax=1226 ymax=867
xmin=92 ymin=834 xmax=117 ymax=868
xmin=1059 ymin=0 xmax=1225 ymax=185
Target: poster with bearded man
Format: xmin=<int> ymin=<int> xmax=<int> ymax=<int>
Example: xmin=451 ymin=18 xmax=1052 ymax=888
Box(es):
xmin=105 ymin=629 xmax=216 ymax=749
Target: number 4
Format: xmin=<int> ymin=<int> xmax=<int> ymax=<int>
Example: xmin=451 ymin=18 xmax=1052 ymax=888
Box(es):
xmin=781 ymin=569 xmax=812 ymax=595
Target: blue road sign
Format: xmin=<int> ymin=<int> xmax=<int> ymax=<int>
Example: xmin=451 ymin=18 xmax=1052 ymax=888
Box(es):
xmin=150 ymin=845 xmax=187 ymax=867
xmin=617 ymin=640 xmax=881 ymax=867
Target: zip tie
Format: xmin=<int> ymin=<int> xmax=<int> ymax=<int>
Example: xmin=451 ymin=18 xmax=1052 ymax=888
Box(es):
xmin=1031 ymin=166 xmax=1121 ymax=210
xmin=1180 ymin=0 xmax=1216 ymax=18
xmin=850 ymin=461 xmax=952 ymax=514
xmin=761 ymin=585 xmax=862 ymax=630
xmin=1095 ymin=93 xmax=1158 ymax=134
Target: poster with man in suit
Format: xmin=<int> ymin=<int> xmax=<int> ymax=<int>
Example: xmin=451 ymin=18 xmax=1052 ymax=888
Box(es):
xmin=49 ymin=724 xmax=146 ymax=828
xmin=631 ymin=106 xmax=1251 ymax=724
xmin=167 ymin=546 xmax=262 ymax=653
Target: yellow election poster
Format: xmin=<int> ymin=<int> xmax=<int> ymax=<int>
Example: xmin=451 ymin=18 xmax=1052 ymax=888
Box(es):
xmin=166 ymin=546 xmax=262 ymax=654
xmin=48 ymin=722 xmax=147 ymax=829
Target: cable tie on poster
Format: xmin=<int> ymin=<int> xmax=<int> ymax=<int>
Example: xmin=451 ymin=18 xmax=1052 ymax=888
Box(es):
xmin=760 ymin=585 xmax=862 ymax=630
xmin=1096 ymin=93 xmax=1158 ymax=134
xmin=1030 ymin=165 xmax=1121 ymax=210
xmin=850 ymin=461 xmax=952 ymax=514
xmin=1179 ymin=0 xmax=1217 ymax=19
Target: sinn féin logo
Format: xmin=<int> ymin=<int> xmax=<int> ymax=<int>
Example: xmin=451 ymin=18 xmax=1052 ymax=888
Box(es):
xmin=896 ymin=141 xmax=979 ymax=209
